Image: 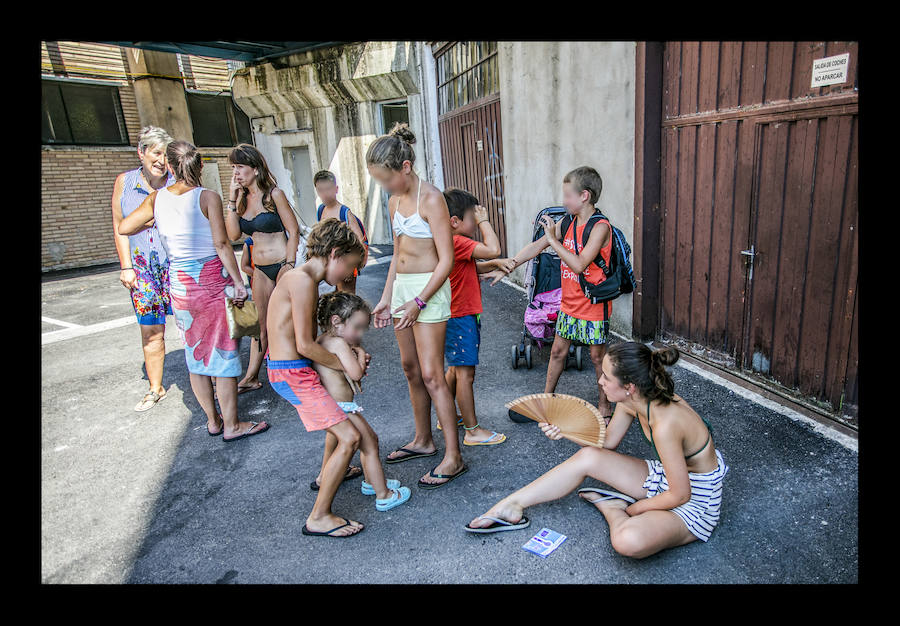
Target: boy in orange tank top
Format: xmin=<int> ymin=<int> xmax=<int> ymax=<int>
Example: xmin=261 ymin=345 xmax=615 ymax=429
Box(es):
xmin=495 ymin=166 xmax=614 ymax=420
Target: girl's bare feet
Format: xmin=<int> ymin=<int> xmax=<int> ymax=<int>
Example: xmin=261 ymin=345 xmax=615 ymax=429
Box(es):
xmin=467 ymin=498 xmax=524 ymax=529
xmin=463 ymin=425 xmax=502 ymax=444
xmin=304 ymin=514 xmax=364 ymax=537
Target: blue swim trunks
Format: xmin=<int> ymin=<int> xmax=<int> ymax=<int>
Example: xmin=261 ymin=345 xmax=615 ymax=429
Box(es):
xmin=445 ymin=314 xmax=481 ymax=367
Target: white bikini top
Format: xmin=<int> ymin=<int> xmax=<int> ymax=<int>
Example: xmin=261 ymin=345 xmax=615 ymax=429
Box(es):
xmin=391 ymin=178 xmax=432 ymax=239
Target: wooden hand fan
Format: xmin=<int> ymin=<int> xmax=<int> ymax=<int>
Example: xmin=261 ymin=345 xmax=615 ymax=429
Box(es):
xmin=505 ymin=393 xmax=606 ymax=448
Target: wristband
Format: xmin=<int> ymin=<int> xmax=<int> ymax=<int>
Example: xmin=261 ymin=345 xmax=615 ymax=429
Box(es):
xmin=121 ymin=267 xmax=133 ymax=271
xmin=477 ymin=219 xmax=488 ymax=226
xmin=414 ymin=296 xmax=427 ymax=310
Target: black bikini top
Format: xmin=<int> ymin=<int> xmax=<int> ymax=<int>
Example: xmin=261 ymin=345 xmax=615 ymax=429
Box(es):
xmin=239 ymin=210 xmax=285 ymax=236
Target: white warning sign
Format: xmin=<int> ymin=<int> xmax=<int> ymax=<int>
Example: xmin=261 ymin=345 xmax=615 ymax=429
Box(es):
xmin=811 ymin=53 xmax=850 ymax=88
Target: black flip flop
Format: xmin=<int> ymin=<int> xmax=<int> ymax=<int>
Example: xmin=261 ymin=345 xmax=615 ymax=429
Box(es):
xmin=385 ymin=447 xmax=438 ymax=464
xmin=301 ymin=518 xmax=365 ymax=538
xmin=207 ymin=414 xmax=224 ymax=436
xmin=464 ymin=515 xmax=531 ymax=534
xmin=508 ymin=408 xmax=532 ymax=423
xmin=309 ymin=466 xmax=364 ymax=491
xmin=417 ymin=465 xmax=468 ymax=490
xmin=223 ymin=421 xmax=270 ymax=442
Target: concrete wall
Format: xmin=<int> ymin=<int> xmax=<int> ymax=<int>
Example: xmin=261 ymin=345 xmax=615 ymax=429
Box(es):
xmin=232 ymin=42 xmax=443 ymax=245
xmin=497 ymin=41 xmax=636 ymax=336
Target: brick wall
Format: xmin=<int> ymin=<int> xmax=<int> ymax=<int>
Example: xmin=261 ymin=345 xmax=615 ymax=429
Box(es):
xmin=41 ymin=144 xmax=241 ymax=272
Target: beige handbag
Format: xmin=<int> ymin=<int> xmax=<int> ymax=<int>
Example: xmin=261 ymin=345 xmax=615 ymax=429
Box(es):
xmin=225 ymin=297 xmax=260 ymax=339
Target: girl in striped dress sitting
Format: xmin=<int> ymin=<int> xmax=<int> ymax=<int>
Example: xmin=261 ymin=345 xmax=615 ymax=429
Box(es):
xmin=466 ymin=342 xmax=729 ymax=559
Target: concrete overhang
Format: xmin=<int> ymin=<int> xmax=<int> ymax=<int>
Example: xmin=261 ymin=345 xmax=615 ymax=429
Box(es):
xmin=98 ymin=41 xmax=346 ymax=65
xmin=229 ymin=42 xmax=420 ymax=127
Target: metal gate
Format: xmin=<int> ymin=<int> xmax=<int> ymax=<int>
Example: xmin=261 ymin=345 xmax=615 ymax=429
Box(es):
xmin=433 ymin=42 xmax=508 ymax=256
xmin=658 ymin=42 xmax=858 ymax=421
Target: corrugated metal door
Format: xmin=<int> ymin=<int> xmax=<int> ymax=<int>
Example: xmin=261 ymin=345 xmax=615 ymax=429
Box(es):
xmin=438 ymin=98 xmax=508 ymax=256
xmin=434 ymin=42 xmax=508 ymax=256
xmin=658 ymin=42 xmax=858 ymax=420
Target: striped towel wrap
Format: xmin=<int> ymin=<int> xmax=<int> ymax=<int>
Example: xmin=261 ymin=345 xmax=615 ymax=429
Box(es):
xmin=642 ymin=449 xmax=729 ymax=542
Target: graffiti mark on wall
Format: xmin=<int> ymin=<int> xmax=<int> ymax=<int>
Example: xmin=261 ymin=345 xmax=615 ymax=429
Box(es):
xmin=483 ymin=121 xmax=504 ymax=206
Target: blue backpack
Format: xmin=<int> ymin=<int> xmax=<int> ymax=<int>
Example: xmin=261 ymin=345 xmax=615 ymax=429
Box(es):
xmin=558 ymin=210 xmax=636 ymax=304
xmin=317 ymin=203 xmax=368 ymax=248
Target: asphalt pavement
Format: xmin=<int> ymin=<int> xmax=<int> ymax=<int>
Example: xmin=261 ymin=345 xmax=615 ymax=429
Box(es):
xmin=40 ymin=245 xmax=858 ymax=584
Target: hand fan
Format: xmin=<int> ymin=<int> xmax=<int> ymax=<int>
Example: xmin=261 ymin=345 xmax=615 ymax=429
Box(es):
xmin=505 ymin=393 xmax=606 ymax=448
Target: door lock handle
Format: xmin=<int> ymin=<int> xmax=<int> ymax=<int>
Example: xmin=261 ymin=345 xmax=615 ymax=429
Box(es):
xmin=741 ymin=245 xmax=756 ymax=280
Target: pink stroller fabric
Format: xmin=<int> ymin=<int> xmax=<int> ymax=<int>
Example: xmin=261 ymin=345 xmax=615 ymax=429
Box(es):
xmin=525 ymin=288 xmax=561 ymax=347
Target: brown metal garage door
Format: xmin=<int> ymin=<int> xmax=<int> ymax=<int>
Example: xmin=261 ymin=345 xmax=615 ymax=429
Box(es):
xmin=658 ymin=42 xmax=858 ymax=422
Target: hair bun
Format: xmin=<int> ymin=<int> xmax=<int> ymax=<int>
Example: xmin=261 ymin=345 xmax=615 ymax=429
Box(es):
xmin=652 ymin=346 xmax=680 ymax=367
xmin=388 ymin=122 xmax=416 ymax=145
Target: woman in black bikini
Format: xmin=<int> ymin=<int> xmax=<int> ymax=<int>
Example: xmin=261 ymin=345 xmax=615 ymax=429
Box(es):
xmin=225 ymin=144 xmax=301 ymax=394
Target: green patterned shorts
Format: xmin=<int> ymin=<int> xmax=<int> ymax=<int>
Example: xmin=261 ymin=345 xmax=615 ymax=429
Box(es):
xmin=555 ymin=310 xmax=609 ymax=345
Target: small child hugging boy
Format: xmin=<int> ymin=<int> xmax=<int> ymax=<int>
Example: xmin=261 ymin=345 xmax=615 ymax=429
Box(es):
xmin=267 ymin=218 xmax=394 ymax=538
xmin=314 ymin=170 xmax=369 ymax=293
xmin=495 ymin=166 xmax=614 ymax=420
xmin=311 ymin=290 xmax=411 ymax=511
xmin=440 ymin=188 xmax=508 ymax=446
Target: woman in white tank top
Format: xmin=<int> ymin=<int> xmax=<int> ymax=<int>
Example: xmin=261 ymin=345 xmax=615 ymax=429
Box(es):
xmin=119 ymin=141 xmax=269 ymax=443
xmin=367 ymin=123 xmax=466 ymax=490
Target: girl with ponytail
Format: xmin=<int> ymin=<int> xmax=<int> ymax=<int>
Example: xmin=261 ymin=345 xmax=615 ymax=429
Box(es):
xmin=467 ymin=341 xmax=729 ymax=559
xmin=119 ymin=140 xmax=269 ymax=444
xmin=367 ymin=123 xmax=467 ymax=490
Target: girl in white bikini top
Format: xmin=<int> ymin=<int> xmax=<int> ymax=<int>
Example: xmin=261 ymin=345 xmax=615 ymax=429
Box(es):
xmin=391 ymin=178 xmax=432 ymax=239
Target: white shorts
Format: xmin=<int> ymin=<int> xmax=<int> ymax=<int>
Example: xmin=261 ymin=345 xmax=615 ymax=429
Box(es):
xmin=642 ymin=449 xmax=729 ymax=542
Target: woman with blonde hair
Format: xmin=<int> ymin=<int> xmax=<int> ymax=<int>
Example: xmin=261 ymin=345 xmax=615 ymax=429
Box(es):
xmin=224 ymin=143 xmax=301 ymax=394
xmin=119 ymin=141 xmax=269 ymax=442
xmin=110 ymin=126 xmax=176 ymax=412
xmin=369 ymin=123 xmax=467 ymax=490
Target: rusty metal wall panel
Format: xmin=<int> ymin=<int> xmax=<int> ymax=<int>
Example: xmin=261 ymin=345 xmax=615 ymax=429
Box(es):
xmin=438 ymin=97 xmax=508 ymax=257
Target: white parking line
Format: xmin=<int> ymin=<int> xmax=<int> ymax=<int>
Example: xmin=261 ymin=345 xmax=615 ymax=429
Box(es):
xmin=42 ymin=316 xmax=83 ymax=329
xmin=42 ymin=315 xmax=137 ymax=346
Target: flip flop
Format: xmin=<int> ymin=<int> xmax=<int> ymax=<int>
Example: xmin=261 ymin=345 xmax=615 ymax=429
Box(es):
xmin=223 ymin=421 xmax=270 ymax=442
xmin=577 ymin=488 xmax=636 ymax=504
xmin=310 ymin=466 xmax=364 ymax=491
xmin=207 ymin=414 xmax=224 ymax=437
xmin=417 ymin=465 xmax=468 ymax=490
xmin=134 ymin=390 xmax=167 ymax=412
xmin=238 ymin=382 xmax=264 ymax=395
xmin=463 ymin=431 xmax=507 ymax=446
xmin=385 ymin=447 xmax=438 ymax=464
xmin=464 ymin=515 xmax=531 ymax=534
xmin=301 ymin=518 xmax=365 ymax=538
xmin=508 ymin=408 xmax=532 ymax=423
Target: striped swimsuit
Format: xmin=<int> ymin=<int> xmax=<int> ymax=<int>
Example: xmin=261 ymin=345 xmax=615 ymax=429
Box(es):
xmin=641 ymin=401 xmax=729 ymax=542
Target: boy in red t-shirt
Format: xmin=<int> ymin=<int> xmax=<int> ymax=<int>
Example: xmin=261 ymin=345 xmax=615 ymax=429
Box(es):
xmin=442 ymin=188 xmax=508 ymax=446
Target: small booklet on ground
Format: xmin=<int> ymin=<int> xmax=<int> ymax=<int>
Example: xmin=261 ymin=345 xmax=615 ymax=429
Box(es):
xmin=522 ymin=528 xmax=567 ymax=558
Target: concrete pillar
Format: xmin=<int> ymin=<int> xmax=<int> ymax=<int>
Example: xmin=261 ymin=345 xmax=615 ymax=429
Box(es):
xmin=124 ymin=48 xmax=193 ymax=143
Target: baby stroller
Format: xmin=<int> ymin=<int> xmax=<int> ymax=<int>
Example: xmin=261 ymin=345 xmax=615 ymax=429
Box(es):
xmin=510 ymin=206 xmax=584 ymax=371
